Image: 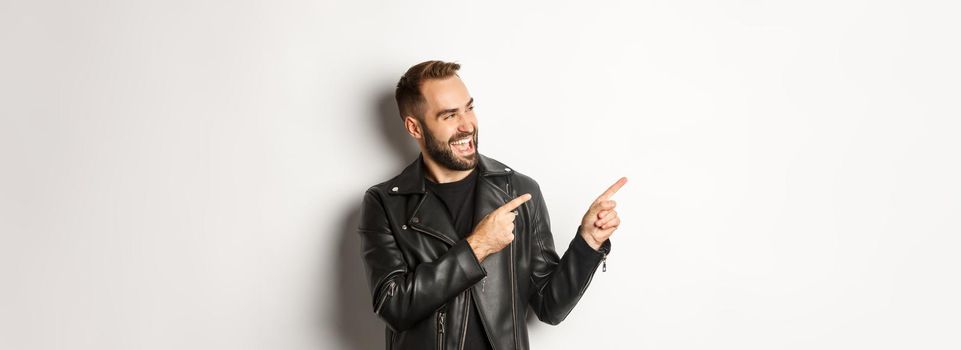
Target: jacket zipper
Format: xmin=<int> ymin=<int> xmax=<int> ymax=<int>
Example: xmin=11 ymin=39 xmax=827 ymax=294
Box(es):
xmin=510 ymin=236 xmax=518 ymax=347
xmin=602 ymin=251 xmax=608 ymax=272
xmin=437 ymin=310 xmax=447 ymax=350
xmin=374 ymin=279 xmax=397 ymax=315
xmin=507 ymin=177 xmax=519 ymax=348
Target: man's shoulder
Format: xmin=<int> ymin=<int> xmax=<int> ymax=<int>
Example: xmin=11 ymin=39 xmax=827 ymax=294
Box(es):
xmin=508 ymin=170 xmax=541 ymax=196
xmin=362 ymin=155 xmax=424 ymax=198
xmin=480 ymin=154 xmax=541 ymax=194
xmin=365 ymin=174 xmax=401 ymax=193
xmin=363 ymin=169 xmax=414 ymax=197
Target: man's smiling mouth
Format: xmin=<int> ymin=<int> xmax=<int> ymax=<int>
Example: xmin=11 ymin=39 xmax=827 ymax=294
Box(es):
xmin=450 ymin=136 xmax=474 ymax=155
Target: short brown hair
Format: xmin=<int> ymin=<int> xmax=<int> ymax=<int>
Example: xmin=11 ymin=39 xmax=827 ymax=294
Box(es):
xmin=395 ymin=60 xmax=461 ymax=121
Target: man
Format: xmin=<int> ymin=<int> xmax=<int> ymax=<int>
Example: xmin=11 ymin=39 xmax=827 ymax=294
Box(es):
xmin=358 ymin=60 xmax=626 ymax=349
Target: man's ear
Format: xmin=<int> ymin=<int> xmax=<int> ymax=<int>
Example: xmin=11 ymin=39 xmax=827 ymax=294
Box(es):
xmin=404 ymin=116 xmax=423 ymax=139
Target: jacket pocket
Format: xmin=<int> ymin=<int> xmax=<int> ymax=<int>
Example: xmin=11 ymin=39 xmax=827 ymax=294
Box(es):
xmin=374 ymin=278 xmax=398 ymax=315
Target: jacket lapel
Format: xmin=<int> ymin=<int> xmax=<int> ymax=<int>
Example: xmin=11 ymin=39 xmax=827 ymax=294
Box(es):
xmin=409 ymin=192 xmax=460 ymax=245
xmin=472 ymin=171 xmax=513 ymax=231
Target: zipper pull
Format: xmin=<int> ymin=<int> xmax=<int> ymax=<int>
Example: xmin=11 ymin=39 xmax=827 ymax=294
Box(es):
xmin=438 ymin=312 xmax=446 ymax=334
xmin=602 ymin=252 xmax=608 ymax=272
xmin=481 ymin=276 xmax=486 ymax=293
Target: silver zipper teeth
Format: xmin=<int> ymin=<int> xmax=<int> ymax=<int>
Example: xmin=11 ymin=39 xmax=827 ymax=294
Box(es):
xmin=437 ymin=311 xmax=446 ymax=350
xmin=506 ymin=178 xmax=519 ymax=348
xmin=374 ymin=280 xmax=396 ymax=315
xmin=510 ymin=240 xmax=518 ymax=347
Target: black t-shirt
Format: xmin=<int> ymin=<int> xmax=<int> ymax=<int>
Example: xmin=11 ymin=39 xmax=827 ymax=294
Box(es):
xmin=425 ymin=169 xmax=492 ymax=350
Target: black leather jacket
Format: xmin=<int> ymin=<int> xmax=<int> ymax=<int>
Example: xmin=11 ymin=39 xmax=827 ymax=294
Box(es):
xmin=358 ymin=153 xmax=611 ymax=349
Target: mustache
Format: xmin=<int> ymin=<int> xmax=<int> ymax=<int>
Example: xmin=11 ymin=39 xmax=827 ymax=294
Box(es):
xmin=448 ymin=133 xmax=475 ymax=143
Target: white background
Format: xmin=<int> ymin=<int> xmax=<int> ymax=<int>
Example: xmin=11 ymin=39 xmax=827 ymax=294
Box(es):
xmin=2 ymin=0 xmax=959 ymax=349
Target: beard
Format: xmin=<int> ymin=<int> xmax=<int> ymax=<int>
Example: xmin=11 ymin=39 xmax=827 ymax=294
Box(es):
xmin=422 ymin=123 xmax=478 ymax=171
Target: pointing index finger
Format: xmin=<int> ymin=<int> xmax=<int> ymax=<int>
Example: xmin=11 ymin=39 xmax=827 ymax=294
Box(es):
xmin=596 ymin=177 xmax=628 ymax=202
xmin=499 ymin=193 xmax=532 ymax=212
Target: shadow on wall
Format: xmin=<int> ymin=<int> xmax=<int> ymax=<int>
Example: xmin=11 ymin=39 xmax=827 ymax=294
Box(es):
xmin=332 ymin=90 xmax=418 ymax=349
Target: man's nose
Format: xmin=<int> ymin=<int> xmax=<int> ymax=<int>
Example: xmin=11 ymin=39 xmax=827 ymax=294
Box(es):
xmin=457 ymin=118 xmax=474 ymax=133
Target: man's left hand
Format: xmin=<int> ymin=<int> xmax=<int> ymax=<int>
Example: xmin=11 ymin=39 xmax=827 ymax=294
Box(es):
xmin=580 ymin=177 xmax=628 ymax=251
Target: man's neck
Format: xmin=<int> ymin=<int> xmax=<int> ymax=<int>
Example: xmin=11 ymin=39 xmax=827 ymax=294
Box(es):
xmin=422 ymin=153 xmax=475 ymax=184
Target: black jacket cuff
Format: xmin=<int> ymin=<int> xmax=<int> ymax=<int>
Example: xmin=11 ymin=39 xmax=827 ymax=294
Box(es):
xmin=572 ymin=225 xmax=611 ymax=259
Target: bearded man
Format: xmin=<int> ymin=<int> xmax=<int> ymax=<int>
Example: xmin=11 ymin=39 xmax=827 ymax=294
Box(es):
xmin=357 ymin=60 xmax=627 ymax=349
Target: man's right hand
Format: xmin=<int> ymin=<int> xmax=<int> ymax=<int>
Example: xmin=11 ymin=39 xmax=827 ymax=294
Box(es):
xmin=466 ymin=193 xmax=533 ymax=263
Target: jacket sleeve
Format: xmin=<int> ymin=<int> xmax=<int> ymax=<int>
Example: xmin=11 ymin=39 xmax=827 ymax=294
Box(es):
xmin=357 ymin=188 xmax=487 ymax=331
xmin=526 ymin=183 xmax=611 ymax=325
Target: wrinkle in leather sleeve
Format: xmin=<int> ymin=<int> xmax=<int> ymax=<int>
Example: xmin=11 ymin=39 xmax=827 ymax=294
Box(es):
xmin=357 ymin=188 xmax=487 ymax=331
xmin=526 ymin=184 xmax=611 ymax=325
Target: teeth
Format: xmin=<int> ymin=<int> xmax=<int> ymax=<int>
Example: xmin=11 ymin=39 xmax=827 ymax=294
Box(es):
xmin=451 ymin=138 xmax=471 ymax=145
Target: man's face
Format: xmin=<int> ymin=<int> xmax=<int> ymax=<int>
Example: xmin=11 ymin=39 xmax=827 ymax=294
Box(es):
xmin=416 ymin=76 xmax=478 ymax=171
